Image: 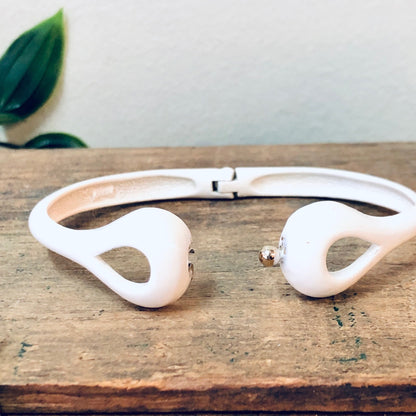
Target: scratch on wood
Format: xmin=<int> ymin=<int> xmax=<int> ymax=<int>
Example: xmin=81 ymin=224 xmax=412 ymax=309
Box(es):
xmin=18 ymin=342 xmax=32 ymax=358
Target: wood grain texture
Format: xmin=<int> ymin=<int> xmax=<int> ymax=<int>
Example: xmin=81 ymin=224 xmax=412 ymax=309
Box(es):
xmin=1 ymin=143 xmax=416 ymax=414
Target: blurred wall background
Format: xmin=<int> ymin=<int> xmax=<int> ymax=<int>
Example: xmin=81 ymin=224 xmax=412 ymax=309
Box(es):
xmin=0 ymin=0 xmax=416 ymax=148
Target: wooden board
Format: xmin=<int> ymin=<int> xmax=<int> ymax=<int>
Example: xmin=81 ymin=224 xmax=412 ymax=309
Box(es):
xmin=1 ymin=143 xmax=416 ymax=414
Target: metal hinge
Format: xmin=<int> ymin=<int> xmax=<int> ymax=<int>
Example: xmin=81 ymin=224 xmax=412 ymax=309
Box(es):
xmin=212 ymin=168 xmax=238 ymax=197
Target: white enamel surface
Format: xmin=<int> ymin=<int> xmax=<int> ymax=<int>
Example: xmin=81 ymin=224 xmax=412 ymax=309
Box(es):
xmin=30 ymin=207 xmax=192 ymax=309
xmin=280 ymin=201 xmax=416 ymax=297
xmin=226 ymin=167 xmax=416 ymax=297
xmin=29 ymin=168 xmax=234 ymax=308
xmin=29 ymin=166 xmax=416 ymax=305
xmin=219 ymin=167 xmax=416 ymax=212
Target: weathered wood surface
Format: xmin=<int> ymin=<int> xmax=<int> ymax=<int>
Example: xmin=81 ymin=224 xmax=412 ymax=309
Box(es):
xmin=1 ymin=143 xmax=416 ymax=414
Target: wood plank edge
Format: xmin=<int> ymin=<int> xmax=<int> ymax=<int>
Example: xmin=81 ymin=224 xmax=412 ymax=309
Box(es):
xmin=1 ymin=381 xmax=416 ymax=413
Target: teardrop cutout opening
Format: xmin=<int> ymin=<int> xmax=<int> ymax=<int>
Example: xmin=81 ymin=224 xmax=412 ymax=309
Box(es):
xmin=326 ymin=237 xmax=371 ymax=272
xmin=99 ymin=246 xmax=150 ymax=283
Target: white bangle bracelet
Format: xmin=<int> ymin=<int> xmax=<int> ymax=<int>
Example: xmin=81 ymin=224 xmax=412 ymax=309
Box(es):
xmin=28 ymin=167 xmax=416 ymax=308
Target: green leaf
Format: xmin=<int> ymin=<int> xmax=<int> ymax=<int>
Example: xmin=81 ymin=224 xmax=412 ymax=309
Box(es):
xmin=0 ymin=113 xmax=22 ymax=124
xmin=0 ymin=9 xmax=64 ymax=123
xmin=23 ymin=133 xmax=88 ymax=148
xmin=0 ymin=141 xmax=21 ymax=149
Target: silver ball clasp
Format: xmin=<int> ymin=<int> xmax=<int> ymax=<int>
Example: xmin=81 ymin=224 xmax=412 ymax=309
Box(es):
xmin=259 ymin=245 xmax=281 ymax=267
